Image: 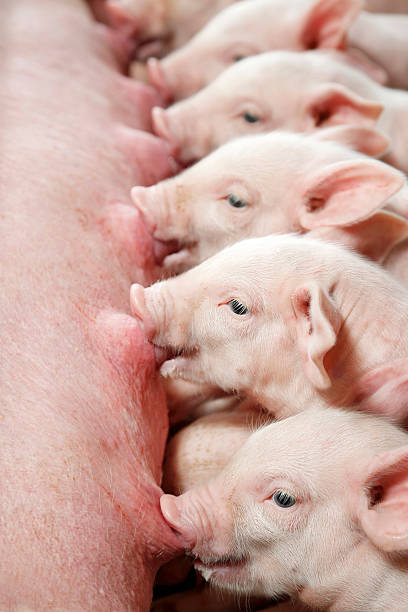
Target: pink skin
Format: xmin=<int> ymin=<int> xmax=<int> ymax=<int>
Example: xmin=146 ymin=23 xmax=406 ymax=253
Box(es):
xmin=2 ymin=0 xmax=182 ymax=608
xmin=131 ymin=127 xmax=407 ymax=274
xmin=152 ymin=50 xmax=408 ymax=170
xmin=364 ymin=0 xmax=408 ymax=11
xmin=130 ymin=234 xmax=408 ymax=422
xmin=160 ymin=408 xmax=408 ymax=611
xmin=348 ymin=13 xmax=408 ymax=89
xmin=148 ymin=0 xmax=392 ymax=103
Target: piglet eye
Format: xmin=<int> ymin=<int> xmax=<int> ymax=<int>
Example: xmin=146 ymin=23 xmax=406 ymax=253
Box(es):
xmin=228 ymin=298 xmax=249 ymax=315
xmin=234 ymin=54 xmax=245 ymax=62
xmin=273 ymin=490 xmax=296 ymax=508
xmin=227 ymin=193 xmax=248 ymax=209
xmin=243 ymin=111 xmax=259 ymax=124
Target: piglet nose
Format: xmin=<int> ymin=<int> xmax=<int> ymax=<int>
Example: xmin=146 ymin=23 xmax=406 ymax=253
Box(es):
xmin=152 ymin=107 xmax=179 ymax=157
xmin=131 ymin=186 xmax=156 ymax=233
xmin=147 ymin=58 xmax=173 ymax=104
xmin=160 ymin=494 xmax=196 ymax=550
xmin=130 ymin=283 xmax=156 ymax=342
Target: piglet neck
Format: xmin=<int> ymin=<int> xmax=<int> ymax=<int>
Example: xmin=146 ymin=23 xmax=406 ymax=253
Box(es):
xmin=305 ymin=541 xmax=408 ymax=612
xmin=325 ymin=271 xmax=408 ymax=407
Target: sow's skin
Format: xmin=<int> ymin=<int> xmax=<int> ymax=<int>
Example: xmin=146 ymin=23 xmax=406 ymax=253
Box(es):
xmin=1 ymin=0 xmax=183 ymax=608
xmin=132 ymin=127 xmax=408 ymax=275
xmin=153 ymin=50 xmax=408 ymax=170
xmin=160 ymin=408 xmax=408 ymax=611
xmin=130 ymin=235 xmax=408 ymax=423
xmin=147 ymin=0 xmax=393 ymax=103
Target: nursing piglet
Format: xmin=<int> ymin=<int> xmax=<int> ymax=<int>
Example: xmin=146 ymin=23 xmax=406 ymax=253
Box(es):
xmin=148 ymin=0 xmax=388 ymax=102
xmin=132 ymin=128 xmax=407 ymax=273
xmin=153 ymin=51 xmax=408 ymax=170
xmin=130 ymin=234 xmax=408 ymax=421
xmin=106 ymin=0 xmax=241 ymax=57
xmin=160 ymin=408 xmax=408 ymax=611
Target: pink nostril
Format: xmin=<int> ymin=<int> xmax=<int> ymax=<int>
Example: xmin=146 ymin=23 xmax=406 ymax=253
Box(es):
xmin=147 ymin=58 xmax=173 ymax=104
xmin=130 ymin=283 xmax=156 ymax=342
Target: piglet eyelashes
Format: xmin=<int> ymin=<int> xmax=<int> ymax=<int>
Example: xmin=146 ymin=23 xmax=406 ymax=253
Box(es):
xmin=229 ymin=298 xmax=249 ymax=315
xmin=227 ymin=193 xmax=249 ymax=208
xmin=243 ymin=111 xmax=260 ymax=124
xmin=273 ymin=490 xmax=297 ymax=508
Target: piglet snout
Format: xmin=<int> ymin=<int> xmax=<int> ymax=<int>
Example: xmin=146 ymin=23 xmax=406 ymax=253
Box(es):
xmin=160 ymin=494 xmax=196 ymax=550
xmin=152 ymin=107 xmax=180 ymax=157
xmin=147 ymin=58 xmax=173 ymax=104
xmin=130 ymin=283 xmax=156 ymax=342
xmin=131 ymin=186 xmax=156 ymax=233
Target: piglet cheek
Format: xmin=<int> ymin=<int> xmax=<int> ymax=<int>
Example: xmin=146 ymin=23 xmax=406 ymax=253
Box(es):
xmin=160 ymin=494 xmax=197 ymax=550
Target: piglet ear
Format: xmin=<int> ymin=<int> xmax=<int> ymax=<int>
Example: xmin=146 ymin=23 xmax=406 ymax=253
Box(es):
xmin=288 ymin=282 xmax=342 ymax=389
xmin=351 ymin=358 xmax=408 ymax=423
xmin=312 ymin=125 xmax=390 ymax=158
xmin=298 ymin=158 xmax=404 ymax=230
xmin=307 ymin=83 xmax=383 ymax=129
xmin=359 ymin=446 xmax=408 ymax=552
xmin=300 ymin=0 xmax=362 ymax=50
xmin=311 ymin=210 xmax=408 ymax=265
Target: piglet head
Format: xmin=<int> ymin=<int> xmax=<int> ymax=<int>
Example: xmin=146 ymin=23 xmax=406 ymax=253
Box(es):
xmin=161 ymin=408 xmax=408 ymax=604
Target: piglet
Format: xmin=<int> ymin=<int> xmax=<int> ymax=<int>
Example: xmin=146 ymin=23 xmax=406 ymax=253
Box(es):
xmin=160 ymin=407 xmax=408 ymax=611
xmin=106 ymin=0 xmax=241 ymax=58
xmin=130 ymin=233 xmax=408 ymax=421
xmin=152 ymin=50 xmax=408 ymax=170
xmin=147 ymin=0 xmax=387 ymax=103
xmin=132 ymin=127 xmax=406 ymax=273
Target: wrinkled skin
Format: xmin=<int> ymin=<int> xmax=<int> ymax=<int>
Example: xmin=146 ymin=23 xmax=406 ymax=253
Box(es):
xmin=147 ymin=0 xmax=393 ymax=103
xmin=130 ymin=234 xmax=408 ymax=422
xmin=132 ymin=127 xmax=408 ymax=282
xmin=152 ymin=50 xmax=408 ymax=170
xmin=160 ymin=408 xmax=408 ymax=611
xmin=1 ymin=0 xmax=183 ymax=608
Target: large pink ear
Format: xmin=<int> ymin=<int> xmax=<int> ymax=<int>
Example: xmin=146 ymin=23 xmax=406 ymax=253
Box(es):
xmin=306 ymin=83 xmax=383 ymax=129
xmin=287 ymin=282 xmax=342 ymax=389
xmin=312 ymin=125 xmax=390 ymax=158
xmin=298 ymin=158 xmax=404 ymax=230
xmin=359 ymin=446 xmax=408 ymax=552
xmin=300 ymin=0 xmax=363 ymax=50
xmin=351 ymin=358 xmax=408 ymax=423
xmin=311 ymin=210 xmax=408 ymax=265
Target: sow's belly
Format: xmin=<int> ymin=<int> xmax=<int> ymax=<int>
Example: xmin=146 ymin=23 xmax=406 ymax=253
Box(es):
xmin=0 ymin=0 xmax=181 ymax=609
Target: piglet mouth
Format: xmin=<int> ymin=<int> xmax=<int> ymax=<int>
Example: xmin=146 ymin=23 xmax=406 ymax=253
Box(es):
xmin=153 ymin=236 xmax=197 ymax=267
xmin=152 ymin=343 xmax=198 ymax=370
xmin=194 ymin=553 xmax=247 ymax=582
